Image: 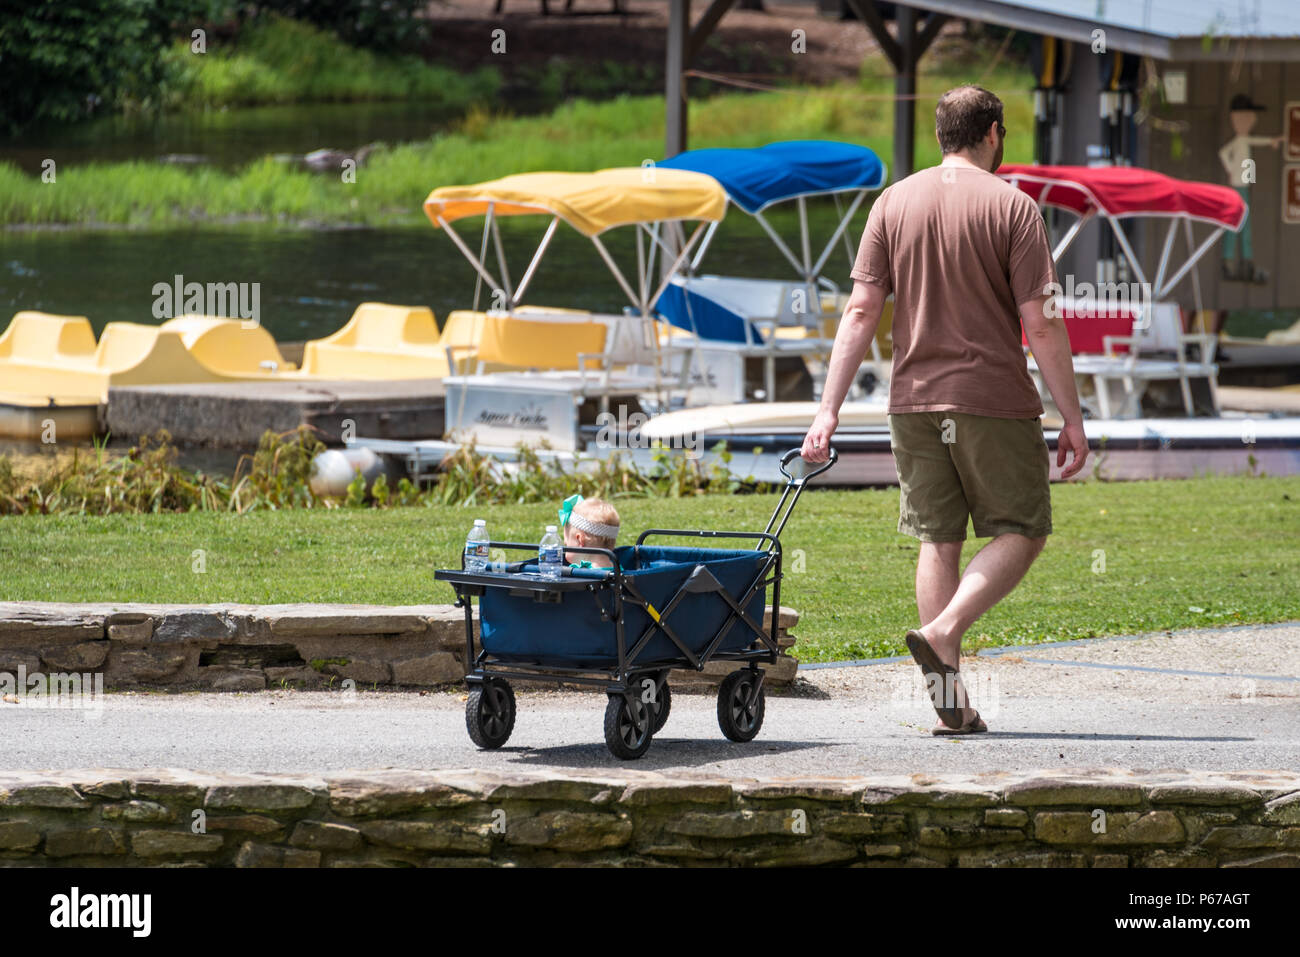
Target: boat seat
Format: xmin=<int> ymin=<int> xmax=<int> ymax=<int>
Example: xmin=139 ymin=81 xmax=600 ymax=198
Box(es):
xmin=473 ymin=312 xmax=607 ymax=372
xmin=160 ymin=315 xmax=292 ymax=374
xmin=300 ymin=302 xmax=454 ymax=378
xmin=440 ymin=310 xmax=487 ymax=374
xmin=1023 ymin=299 xmax=1217 ymax=418
xmin=93 ymin=322 xmax=169 ymax=370
xmin=0 ymin=310 xmax=305 ymax=409
xmin=349 ymin=303 xmax=440 ymax=348
xmin=1029 ymin=335 xmax=1219 ymax=419
xmin=0 ymin=311 xmax=98 ymax=363
xmin=0 ymin=311 xmax=109 ymax=401
xmin=440 ymin=310 xmax=484 ymax=349
xmin=93 ymin=323 xmax=226 ymax=386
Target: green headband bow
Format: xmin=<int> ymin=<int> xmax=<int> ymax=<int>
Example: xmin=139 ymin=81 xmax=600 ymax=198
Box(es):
xmin=559 ymin=493 xmax=583 ymax=529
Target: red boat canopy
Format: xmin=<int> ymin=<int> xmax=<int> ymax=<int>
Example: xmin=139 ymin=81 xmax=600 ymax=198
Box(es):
xmin=997 ymin=164 xmax=1246 ymax=231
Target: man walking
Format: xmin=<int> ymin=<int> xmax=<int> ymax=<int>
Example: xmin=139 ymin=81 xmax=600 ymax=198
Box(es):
xmin=801 ymin=85 xmax=1090 ymax=734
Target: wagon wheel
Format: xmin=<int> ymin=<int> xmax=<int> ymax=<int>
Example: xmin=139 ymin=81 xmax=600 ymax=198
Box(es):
xmin=650 ymin=678 xmax=672 ymax=733
xmin=717 ymin=669 xmax=765 ymax=743
xmin=635 ymin=673 xmax=672 ymax=733
xmin=650 ymin=676 xmax=670 ymax=728
xmin=466 ymin=678 xmax=516 ymax=749
xmin=604 ymin=692 xmax=654 ymax=760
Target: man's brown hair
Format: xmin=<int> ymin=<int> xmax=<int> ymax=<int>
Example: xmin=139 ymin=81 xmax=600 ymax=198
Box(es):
xmin=935 ymin=85 xmax=1004 ymax=154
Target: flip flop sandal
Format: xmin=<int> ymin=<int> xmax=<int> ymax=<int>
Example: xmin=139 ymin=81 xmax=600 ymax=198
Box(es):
xmin=932 ymin=710 xmax=988 ymax=736
xmin=905 ymin=629 xmax=964 ymax=729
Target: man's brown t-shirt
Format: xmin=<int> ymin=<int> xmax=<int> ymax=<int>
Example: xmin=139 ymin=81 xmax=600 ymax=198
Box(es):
xmin=851 ymin=165 xmax=1056 ymax=418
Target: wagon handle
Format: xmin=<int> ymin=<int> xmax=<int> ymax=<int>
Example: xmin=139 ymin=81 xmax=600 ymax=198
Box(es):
xmin=778 ymin=447 xmax=838 ymax=484
xmin=761 ymin=448 xmax=837 ymax=546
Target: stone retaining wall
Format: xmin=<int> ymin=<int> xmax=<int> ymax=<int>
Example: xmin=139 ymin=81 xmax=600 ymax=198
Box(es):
xmin=0 ymin=602 xmax=799 ymax=692
xmin=1 ymin=769 xmax=1296 ymax=867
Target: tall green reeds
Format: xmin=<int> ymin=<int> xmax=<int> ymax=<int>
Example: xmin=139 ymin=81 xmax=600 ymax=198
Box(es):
xmin=0 ymin=430 xmax=762 ymax=516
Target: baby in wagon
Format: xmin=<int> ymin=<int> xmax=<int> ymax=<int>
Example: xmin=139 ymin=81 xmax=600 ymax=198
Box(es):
xmin=558 ymin=494 xmax=620 ymax=568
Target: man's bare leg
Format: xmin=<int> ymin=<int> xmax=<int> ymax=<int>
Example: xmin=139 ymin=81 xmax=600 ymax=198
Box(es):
xmin=915 ymin=541 xmax=965 ymax=731
xmin=916 ymin=541 xmax=962 ymax=627
xmin=917 ymin=533 xmax=1046 ymax=725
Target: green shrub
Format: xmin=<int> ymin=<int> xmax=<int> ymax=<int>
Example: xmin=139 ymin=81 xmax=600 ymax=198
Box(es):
xmin=162 ymin=15 xmax=499 ymax=108
xmin=232 ymin=425 xmax=325 ymax=509
xmin=0 ymin=0 xmax=229 ymax=131
xmin=0 ymin=430 xmax=762 ymax=516
xmin=1 ymin=0 xmax=150 ymax=132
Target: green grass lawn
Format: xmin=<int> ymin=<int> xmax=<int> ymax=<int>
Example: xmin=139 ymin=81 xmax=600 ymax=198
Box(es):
xmin=2 ymin=476 xmax=1296 ymax=662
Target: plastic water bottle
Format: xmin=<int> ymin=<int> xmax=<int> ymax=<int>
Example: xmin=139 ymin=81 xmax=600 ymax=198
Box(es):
xmin=464 ymin=519 xmax=489 ymax=572
xmin=538 ymin=525 xmax=562 ymax=581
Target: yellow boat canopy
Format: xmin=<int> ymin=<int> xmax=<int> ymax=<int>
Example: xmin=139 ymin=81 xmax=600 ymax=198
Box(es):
xmin=423 ymin=167 xmax=727 ymax=236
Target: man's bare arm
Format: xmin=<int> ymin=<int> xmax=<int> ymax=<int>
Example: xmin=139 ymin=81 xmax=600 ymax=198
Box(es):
xmin=800 ymin=279 xmax=887 ymax=461
xmin=821 ymin=279 xmax=887 ymax=412
xmin=1020 ymin=293 xmax=1090 ymax=478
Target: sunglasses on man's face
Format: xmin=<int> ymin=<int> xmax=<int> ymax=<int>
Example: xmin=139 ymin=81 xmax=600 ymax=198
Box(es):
xmin=997 ymin=123 xmax=1006 ymax=139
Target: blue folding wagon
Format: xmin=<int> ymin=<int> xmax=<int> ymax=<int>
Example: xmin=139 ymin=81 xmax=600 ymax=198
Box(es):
xmin=435 ymin=449 xmax=836 ymax=759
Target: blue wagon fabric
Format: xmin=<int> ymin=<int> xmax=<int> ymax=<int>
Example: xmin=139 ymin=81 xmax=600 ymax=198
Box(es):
xmin=479 ymin=545 xmax=769 ymax=667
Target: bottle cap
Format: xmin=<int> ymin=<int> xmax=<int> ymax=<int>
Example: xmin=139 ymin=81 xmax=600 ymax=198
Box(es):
xmin=545 ymin=525 xmax=557 ymax=531
xmin=473 ymin=519 xmax=485 ymax=526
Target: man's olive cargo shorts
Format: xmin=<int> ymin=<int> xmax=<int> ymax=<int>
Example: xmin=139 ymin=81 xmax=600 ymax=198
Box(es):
xmin=888 ymin=411 xmax=1053 ymax=542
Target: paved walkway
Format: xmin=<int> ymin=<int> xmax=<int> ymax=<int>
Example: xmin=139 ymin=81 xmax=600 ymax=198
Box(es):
xmin=4 ymin=623 xmax=1297 ymax=775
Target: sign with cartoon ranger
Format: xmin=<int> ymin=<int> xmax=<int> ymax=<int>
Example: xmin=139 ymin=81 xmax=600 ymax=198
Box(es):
xmin=1218 ymin=93 xmax=1285 ymax=283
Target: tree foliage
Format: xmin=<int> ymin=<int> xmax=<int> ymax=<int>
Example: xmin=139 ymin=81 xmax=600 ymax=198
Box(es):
xmin=0 ymin=0 xmax=220 ymax=132
xmin=0 ymin=0 xmax=429 ymax=133
xmin=253 ymin=0 xmax=430 ymax=51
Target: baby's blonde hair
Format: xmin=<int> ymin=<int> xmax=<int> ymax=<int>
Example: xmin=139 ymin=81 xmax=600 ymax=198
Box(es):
xmin=570 ymin=497 xmax=620 ymax=548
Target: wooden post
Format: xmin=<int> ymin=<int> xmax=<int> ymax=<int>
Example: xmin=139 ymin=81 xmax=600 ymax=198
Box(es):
xmin=894 ymin=4 xmax=917 ymax=181
xmin=665 ymin=0 xmax=690 ymax=158
xmin=845 ymin=2 xmax=947 ymax=181
xmin=663 ymin=0 xmax=738 ymax=282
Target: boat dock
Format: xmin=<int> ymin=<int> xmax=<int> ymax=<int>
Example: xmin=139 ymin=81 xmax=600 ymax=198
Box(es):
xmin=106 ymin=378 xmax=445 ymax=447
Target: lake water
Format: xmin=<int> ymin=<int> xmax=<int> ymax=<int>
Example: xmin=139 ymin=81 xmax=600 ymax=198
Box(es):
xmin=0 ymin=101 xmax=474 ymax=174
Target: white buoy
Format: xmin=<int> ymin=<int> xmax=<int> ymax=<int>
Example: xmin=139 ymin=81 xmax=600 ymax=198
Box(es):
xmin=342 ymin=446 xmax=383 ymax=481
xmin=310 ymin=447 xmax=389 ymax=497
xmin=310 ymin=449 xmax=354 ymax=497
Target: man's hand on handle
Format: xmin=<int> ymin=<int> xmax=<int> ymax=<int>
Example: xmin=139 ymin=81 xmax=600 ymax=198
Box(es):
xmin=801 ymin=409 xmax=838 ymax=463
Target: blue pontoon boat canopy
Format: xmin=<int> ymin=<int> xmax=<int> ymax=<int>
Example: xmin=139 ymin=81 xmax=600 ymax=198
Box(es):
xmin=658 ymin=141 xmax=887 ymax=214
